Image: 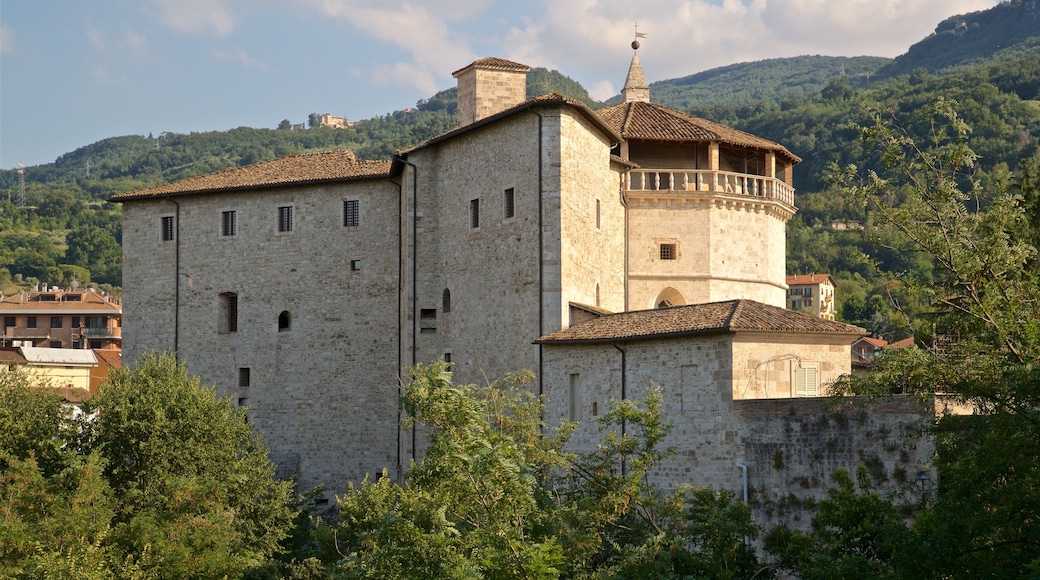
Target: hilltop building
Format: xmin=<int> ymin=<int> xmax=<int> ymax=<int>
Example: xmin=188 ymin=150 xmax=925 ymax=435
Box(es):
xmin=114 ymin=50 xmax=930 ymax=518
xmin=0 ymin=288 xmax=122 ymax=350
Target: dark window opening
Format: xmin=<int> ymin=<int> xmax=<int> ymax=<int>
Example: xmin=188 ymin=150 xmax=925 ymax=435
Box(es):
xmin=659 ymin=244 xmax=677 ymax=260
xmin=344 ymin=200 xmax=360 ymax=227
xmin=222 ymin=210 xmax=237 ymax=236
xmin=50 ymin=341 xmax=62 ymax=348
xmin=470 ymin=199 xmax=480 ymax=229
xmin=504 ymin=188 xmax=515 ymax=219
xmin=278 ymin=206 xmax=293 ymax=232
xmin=51 ymin=316 xmax=62 ymax=328
xmin=278 ymin=311 xmax=291 ymax=332
xmin=350 ymin=260 xmax=361 ymax=271
xmin=89 ymin=340 xmax=102 ymax=349
xmin=161 ymin=216 xmax=175 ymax=241
xmin=26 ymin=317 xmax=36 ymax=329
xmin=3 ymin=316 xmax=14 ymax=329
xmin=442 ymin=289 xmax=451 ymax=313
xmin=221 ymin=293 xmax=238 ymax=333
xmin=239 ymin=367 xmax=251 ymax=387
xmin=444 ymin=353 xmax=452 ymax=363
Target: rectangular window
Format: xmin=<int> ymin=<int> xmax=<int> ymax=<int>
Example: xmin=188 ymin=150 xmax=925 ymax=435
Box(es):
xmin=503 ymin=188 xmax=514 ymax=219
xmin=26 ymin=317 xmax=36 ymax=329
xmin=470 ymin=198 xmax=480 ymax=229
xmin=89 ymin=340 xmax=102 ymax=349
xmin=239 ymin=367 xmax=251 ymax=387
xmin=344 ymin=200 xmax=360 ymax=227
xmin=222 ymin=210 xmax=237 ymax=236
xmin=3 ymin=316 xmax=14 ymax=329
xmin=278 ymin=206 xmax=293 ymax=232
xmin=50 ymin=317 xmax=62 ymax=328
xmin=794 ymin=363 xmax=820 ymax=397
xmin=71 ymin=316 xmax=80 ymax=328
xmin=350 ymin=260 xmax=361 ymax=271
xmin=49 ymin=341 xmax=62 ymax=348
xmin=659 ymin=243 xmax=677 ymax=260
xmin=596 ymin=199 xmax=601 ymax=229
xmin=161 ymin=216 xmax=175 ymax=241
xmin=85 ymin=316 xmax=106 ymax=329
xmin=221 ymin=293 xmax=238 ymax=333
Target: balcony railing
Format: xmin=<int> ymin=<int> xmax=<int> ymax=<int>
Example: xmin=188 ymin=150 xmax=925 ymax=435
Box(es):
xmin=628 ymin=169 xmax=795 ymax=207
xmin=82 ymin=327 xmax=122 ymax=339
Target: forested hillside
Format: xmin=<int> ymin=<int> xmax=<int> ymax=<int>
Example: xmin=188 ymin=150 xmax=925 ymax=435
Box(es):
xmin=2 ymin=0 xmax=1038 ymax=347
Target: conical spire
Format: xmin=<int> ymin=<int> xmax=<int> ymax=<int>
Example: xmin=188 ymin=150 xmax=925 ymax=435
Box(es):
xmin=622 ymin=45 xmax=649 ymax=103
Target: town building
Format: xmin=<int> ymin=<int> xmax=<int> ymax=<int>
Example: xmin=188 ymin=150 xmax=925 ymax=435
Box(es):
xmin=0 ymin=288 xmax=122 ymax=350
xmin=786 ymin=273 xmax=837 ymax=320
xmin=114 ymin=49 xmax=931 ymax=517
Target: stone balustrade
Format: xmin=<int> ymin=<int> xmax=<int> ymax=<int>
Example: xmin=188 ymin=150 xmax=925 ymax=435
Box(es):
xmin=628 ymin=169 xmax=795 ymax=207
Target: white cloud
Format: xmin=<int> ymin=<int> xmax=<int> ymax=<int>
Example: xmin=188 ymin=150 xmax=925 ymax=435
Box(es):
xmin=305 ymin=0 xmax=479 ymax=92
xmin=150 ymin=0 xmax=236 ymax=37
xmin=0 ymin=23 xmax=14 ymax=54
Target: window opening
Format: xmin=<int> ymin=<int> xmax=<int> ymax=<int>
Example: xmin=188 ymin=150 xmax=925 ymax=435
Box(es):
xmin=470 ymin=199 xmax=480 ymax=229
xmin=344 ymin=200 xmax=360 ymax=227
xmin=568 ymin=374 xmax=581 ymax=421
xmin=596 ymin=199 xmax=601 ymax=229
xmin=161 ymin=216 xmax=175 ymax=241
xmin=222 ymin=210 xmax=237 ymax=236
xmin=50 ymin=317 xmax=62 ymax=328
xmin=504 ymin=188 xmax=515 ymax=219
xmin=50 ymin=341 xmax=62 ymax=348
xmin=278 ymin=206 xmax=293 ymax=232
xmin=659 ymin=243 xmax=677 ymax=260
xmin=442 ymin=289 xmax=451 ymax=313
xmin=27 ymin=317 xmax=36 ymax=329
xmin=221 ymin=293 xmax=238 ymax=333
xmin=278 ymin=311 xmax=291 ymax=332
xmin=239 ymin=367 xmax=251 ymax=387
xmin=350 ymin=260 xmax=361 ymax=271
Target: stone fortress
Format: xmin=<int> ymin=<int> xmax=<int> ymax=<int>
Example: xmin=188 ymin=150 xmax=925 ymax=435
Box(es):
xmin=114 ymin=45 xmax=932 ymax=525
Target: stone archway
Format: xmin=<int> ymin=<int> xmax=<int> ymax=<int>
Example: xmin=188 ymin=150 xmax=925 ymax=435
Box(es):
xmin=654 ymin=287 xmax=686 ymax=309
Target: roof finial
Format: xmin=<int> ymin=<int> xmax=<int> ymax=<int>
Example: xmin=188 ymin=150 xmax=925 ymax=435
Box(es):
xmin=632 ymin=23 xmax=646 ymax=51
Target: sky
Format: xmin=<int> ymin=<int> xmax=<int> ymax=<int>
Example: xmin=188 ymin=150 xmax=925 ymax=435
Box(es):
xmin=0 ymin=0 xmax=1003 ymax=169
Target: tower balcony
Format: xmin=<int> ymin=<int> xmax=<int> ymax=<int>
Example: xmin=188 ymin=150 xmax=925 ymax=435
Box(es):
xmin=627 ymin=169 xmax=795 ymax=208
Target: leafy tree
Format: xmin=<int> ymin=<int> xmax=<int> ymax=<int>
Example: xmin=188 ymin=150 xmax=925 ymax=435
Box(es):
xmin=829 ymin=99 xmax=1040 ymax=577
xmin=278 ymin=119 xmax=292 ymax=130
xmin=308 ymin=113 xmax=319 ymax=128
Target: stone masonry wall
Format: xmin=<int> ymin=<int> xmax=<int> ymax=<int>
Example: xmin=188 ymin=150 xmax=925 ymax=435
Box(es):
xmin=122 ymin=179 xmax=402 ymax=495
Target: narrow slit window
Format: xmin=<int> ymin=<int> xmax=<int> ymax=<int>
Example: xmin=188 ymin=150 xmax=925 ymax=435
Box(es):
xmin=470 ymin=198 xmax=480 ymax=229
xmin=504 ymin=188 xmax=515 ymax=219
xmin=221 ymin=293 xmax=238 ymax=333
xmin=442 ymin=288 xmax=451 ymax=313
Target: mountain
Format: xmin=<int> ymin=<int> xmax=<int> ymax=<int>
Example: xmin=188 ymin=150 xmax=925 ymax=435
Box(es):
xmin=876 ymin=0 xmax=1040 ymax=79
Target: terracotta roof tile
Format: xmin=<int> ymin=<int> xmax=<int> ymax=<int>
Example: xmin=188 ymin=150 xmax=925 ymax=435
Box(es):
xmin=93 ymin=349 xmax=122 ymax=368
xmin=787 ymin=274 xmax=836 ymax=286
xmin=111 ymin=150 xmax=391 ymax=201
xmin=1 ymin=290 xmax=121 ymax=314
xmin=596 ymin=101 xmax=801 ymax=164
xmin=536 ymin=299 xmax=864 ymax=344
xmin=452 ymin=57 xmax=532 ymax=76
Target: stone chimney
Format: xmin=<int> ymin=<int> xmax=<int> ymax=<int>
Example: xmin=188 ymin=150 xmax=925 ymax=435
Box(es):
xmin=452 ymin=57 xmax=531 ymax=127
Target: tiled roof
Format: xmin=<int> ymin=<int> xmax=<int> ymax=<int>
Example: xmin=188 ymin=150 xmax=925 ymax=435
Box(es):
xmin=395 ymin=93 xmax=622 ymax=159
xmin=0 ymin=349 xmax=28 ymax=365
xmin=787 ymin=274 xmax=835 ymax=286
xmin=596 ymin=101 xmax=801 ymax=164
xmin=885 ymin=337 xmax=916 ymax=349
xmin=452 ymin=57 xmax=532 ymax=76
xmin=94 ymin=349 xmax=122 ymax=369
xmin=111 ymin=150 xmax=391 ymax=201
xmin=1 ymin=290 xmax=122 ymax=314
xmin=855 ymin=336 xmax=889 ymax=348
xmin=536 ymin=299 xmax=864 ymax=344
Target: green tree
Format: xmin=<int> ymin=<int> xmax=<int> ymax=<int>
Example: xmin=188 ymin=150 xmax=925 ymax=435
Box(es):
xmin=278 ymin=119 xmax=292 ymax=130
xmin=829 ymin=99 xmax=1040 ymax=577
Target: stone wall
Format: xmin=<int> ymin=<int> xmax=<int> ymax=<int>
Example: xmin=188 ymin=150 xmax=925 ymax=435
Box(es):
xmin=122 ymin=179 xmax=403 ymax=495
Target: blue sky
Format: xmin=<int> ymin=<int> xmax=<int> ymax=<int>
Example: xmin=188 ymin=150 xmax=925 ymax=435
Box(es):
xmin=1 ymin=0 xmax=1001 ymax=168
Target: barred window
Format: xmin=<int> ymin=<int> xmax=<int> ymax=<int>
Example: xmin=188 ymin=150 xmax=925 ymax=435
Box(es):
xmin=344 ymin=200 xmax=360 ymax=227
xmin=222 ymin=210 xmax=237 ymax=236
xmin=503 ymin=188 xmax=514 ymax=219
xmin=470 ymin=199 xmax=480 ymax=229
xmin=161 ymin=216 xmax=175 ymax=241
xmin=278 ymin=206 xmax=293 ymax=232
xmin=659 ymin=243 xmax=677 ymax=260
xmin=221 ymin=293 xmax=238 ymax=333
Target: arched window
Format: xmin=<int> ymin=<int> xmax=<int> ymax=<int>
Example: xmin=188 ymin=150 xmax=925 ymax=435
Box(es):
xmin=278 ymin=311 xmax=291 ymax=332
xmin=442 ymin=288 xmax=451 ymax=313
xmin=654 ymin=287 xmax=686 ymax=309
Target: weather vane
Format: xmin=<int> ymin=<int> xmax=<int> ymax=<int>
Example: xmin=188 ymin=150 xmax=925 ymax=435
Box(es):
xmin=632 ymin=23 xmax=647 ymax=50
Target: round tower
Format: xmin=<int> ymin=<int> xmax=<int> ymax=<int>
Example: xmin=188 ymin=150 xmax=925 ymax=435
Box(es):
xmin=598 ymin=41 xmax=799 ymax=309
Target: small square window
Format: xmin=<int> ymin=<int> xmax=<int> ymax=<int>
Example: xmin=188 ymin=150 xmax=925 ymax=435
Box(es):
xmin=222 ymin=210 xmax=237 ymax=236
xmin=161 ymin=216 xmax=175 ymax=241
xmin=344 ymin=200 xmax=360 ymax=227
xmin=27 ymin=317 xmax=37 ymax=329
xmin=278 ymin=206 xmax=293 ymax=232
xmin=470 ymin=199 xmax=480 ymax=229
xmin=659 ymin=243 xmax=677 ymax=260
xmin=503 ymin=188 xmax=515 ymax=219
xmin=350 ymin=260 xmax=361 ymax=271
xmin=239 ymin=367 xmax=251 ymax=387
xmin=50 ymin=317 xmax=62 ymax=328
